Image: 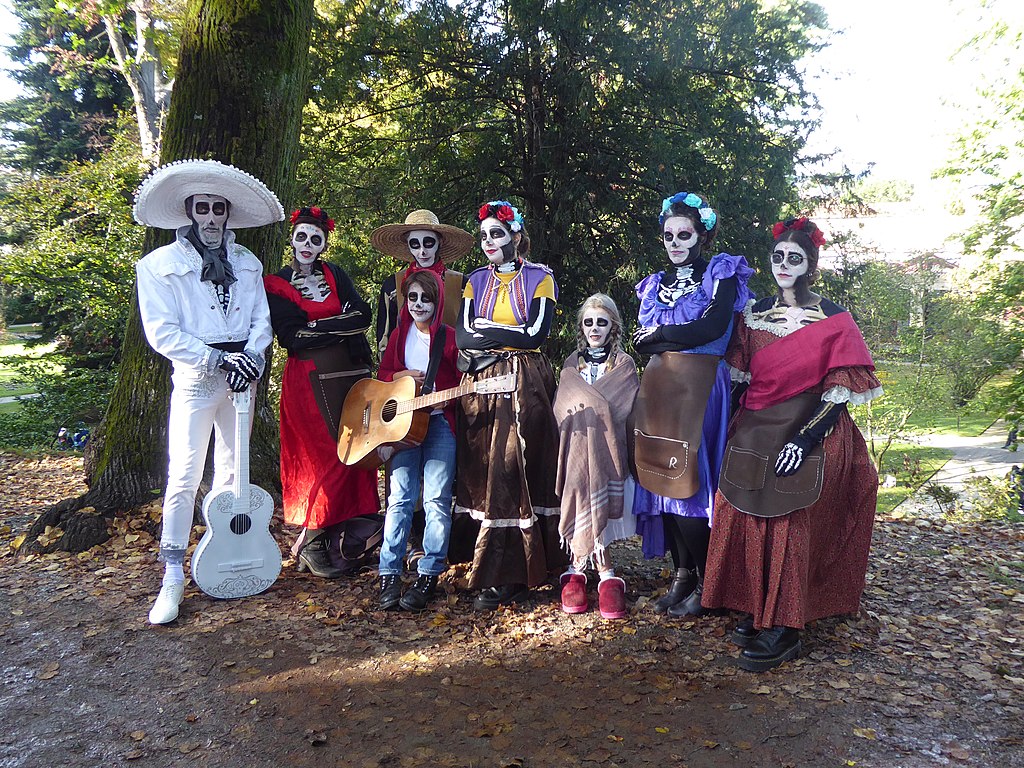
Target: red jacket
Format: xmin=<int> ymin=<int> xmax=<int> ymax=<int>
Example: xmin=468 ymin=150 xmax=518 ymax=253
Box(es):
xmin=377 ymin=270 xmax=460 ymax=435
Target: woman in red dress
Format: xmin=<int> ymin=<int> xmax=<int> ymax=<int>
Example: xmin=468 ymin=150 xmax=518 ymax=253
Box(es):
xmin=702 ymin=217 xmax=883 ymax=671
xmin=264 ymin=207 xmax=381 ymax=577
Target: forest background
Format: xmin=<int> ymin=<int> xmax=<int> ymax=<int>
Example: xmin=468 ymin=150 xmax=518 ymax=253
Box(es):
xmin=0 ymin=0 xmax=1022 ymax=548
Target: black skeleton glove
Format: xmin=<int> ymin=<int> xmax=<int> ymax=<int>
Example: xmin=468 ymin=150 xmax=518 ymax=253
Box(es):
xmin=219 ymin=351 xmax=260 ymax=392
xmin=774 ymin=400 xmax=846 ymax=477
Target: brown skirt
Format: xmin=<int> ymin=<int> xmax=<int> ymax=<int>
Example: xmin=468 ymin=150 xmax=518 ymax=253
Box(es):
xmin=702 ymin=410 xmax=877 ymax=628
xmin=449 ymin=352 xmax=566 ymax=588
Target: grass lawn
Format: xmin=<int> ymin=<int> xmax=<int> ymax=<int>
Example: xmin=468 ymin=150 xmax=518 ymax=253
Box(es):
xmin=0 ymin=338 xmax=60 ymax=396
xmin=873 ymin=440 xmax=954 ymax=514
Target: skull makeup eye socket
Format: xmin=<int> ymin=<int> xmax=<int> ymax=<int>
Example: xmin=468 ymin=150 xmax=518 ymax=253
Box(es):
xmin=771 ymin=251 xmax=805 ymax=267
xmin=294 ymin=231 xmax=308 ymax=243
xmin=664 ymin=230 xmax=695 ymax=243
xmin=194 ymin=202 xmax=210 ymax=215
xmin=481 ymin=228 xmax=508 ymax=242
xmin=212 ymin=202 xmax=226 ymax=216
xmin=407 ymin=291 xmax=423 ymax=303
xmin=309 ymin=234 xmax=323 ymax=247
xmin=582 ymin=318 xmax=610 ymax=328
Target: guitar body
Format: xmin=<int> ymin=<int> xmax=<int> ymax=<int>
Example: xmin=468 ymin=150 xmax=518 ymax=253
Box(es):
xmin=190 ymin=389 xmax=282 ymax=599
xmin=192 ymin=485 xmax=281 ymax=598
xmin=337 ymin=376 xmax=429 ymax=470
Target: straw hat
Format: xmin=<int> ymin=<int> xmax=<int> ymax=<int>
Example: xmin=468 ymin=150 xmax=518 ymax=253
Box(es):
xmin=370 ymin=209 xmax=474 ymax=265
xmin=133 ymin=159 xmax=285 ymax=230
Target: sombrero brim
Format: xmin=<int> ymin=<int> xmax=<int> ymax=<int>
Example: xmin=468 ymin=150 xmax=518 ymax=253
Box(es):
xmin=133 ymin=159 xmax=285 ymax=229
xmin=370 ymin=223 xmax=475 ymax=265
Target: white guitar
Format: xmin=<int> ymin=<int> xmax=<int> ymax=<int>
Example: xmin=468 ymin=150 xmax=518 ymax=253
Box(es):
xmin=191 ymin=388 xmax=282 ymax=598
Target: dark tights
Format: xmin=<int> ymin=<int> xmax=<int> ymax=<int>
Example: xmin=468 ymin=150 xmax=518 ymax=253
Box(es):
xmin=663 ymin=515 xmax=711 ymax=576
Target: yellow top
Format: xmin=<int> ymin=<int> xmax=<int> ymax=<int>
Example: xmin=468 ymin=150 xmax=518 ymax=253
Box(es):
xmin=464 ymin=270 xmax=556 ymax=351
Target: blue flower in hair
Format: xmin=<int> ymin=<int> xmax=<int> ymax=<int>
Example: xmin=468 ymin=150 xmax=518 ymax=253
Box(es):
xmin=659 ymin=191 xmax=717 ymax=231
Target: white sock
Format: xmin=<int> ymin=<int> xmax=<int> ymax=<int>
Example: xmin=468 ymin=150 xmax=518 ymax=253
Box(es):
xmin=163 ymin=563 xmax=185 ymax=586
xmin=598 ymin=569 xmax=616 ymax=581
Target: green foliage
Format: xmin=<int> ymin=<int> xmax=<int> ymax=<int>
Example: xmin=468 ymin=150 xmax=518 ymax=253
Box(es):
xmin=0 ymin=120 xmax=144 ymax=362
xmin=855 ymin=178 xmax=915 ymax=204
xmin=300 ymin=0 xmax=827 ymax=334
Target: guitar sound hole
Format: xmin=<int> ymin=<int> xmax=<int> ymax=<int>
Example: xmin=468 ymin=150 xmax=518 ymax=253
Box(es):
xmin=230 ymin=514 xmax=253 ymax=535
xmin=381 ymin=400 xmax=398 ymax=423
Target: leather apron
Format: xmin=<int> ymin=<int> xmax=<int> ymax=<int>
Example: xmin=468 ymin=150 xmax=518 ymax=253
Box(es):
xmin=631 ymin=352 xmax=719 ymax=498
xmin=718 ymin=392 xmax=825 ymax=518
xmin=295 ymin=344 xmax=371 ymax=442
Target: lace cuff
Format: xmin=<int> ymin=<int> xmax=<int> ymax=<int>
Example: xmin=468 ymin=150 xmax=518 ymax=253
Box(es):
xmin=822 ymin=384 xmax=883 ymax=405
xmin=728 ymin=364 xmax=751 ymax=384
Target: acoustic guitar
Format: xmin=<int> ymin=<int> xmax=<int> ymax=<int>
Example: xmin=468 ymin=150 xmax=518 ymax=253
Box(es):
xmin=191 ymin=388 xmax=282 ymax=598
xmin=337 ymin=373 xmax=517 ymax=470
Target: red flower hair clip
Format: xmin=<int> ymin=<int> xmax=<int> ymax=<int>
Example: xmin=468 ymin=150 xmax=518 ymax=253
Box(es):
xmin=290 ymin=206 xmax=335 ymax=233
xmin=772 ymin=217 xmax=826 ymax=247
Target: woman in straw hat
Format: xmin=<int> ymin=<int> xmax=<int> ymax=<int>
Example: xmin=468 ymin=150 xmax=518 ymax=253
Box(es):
xmin=264 ymin=206 xmax=381 ymax=579
xmin=371 ymin=209 xmax=473 ymax=357
xmin=452 ymin=199 xmax=567 ymax=611
xmin=133 ymin=158 xmax=282 ymax=624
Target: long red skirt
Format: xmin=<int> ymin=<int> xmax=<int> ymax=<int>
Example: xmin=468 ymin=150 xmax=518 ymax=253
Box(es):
xmin=702 ymin=411 xmax=877 ymax=629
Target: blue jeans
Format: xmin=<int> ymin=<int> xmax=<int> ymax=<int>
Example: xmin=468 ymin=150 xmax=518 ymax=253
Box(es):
xmin=379 ymin=414 xmax=456 ymax=577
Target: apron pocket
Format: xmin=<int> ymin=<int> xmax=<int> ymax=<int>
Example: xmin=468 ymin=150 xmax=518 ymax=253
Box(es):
xmin=721 ymin=446 xmax=769 ymax=491
xmin=633 ymin=429 xmax=689 ymax=481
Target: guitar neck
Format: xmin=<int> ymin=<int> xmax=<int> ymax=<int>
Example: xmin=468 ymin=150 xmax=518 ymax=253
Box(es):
xmin=233 ymin=392 xmax=251 ymax=502
xmin=395 ymin=380 xmax=477 ymax=415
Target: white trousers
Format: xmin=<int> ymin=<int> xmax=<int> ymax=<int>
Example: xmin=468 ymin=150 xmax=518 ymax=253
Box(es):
xmin=159 ymin=372 xmax=238 ymax=553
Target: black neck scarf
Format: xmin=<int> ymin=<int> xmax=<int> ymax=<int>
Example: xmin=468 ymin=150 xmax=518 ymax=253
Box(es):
xmin=188 ymin=225 xmax=237 ymax=288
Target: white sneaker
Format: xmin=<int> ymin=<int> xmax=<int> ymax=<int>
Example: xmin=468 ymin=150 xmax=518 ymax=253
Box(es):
xmin=148 ymin=582 xmax=184 ymax=624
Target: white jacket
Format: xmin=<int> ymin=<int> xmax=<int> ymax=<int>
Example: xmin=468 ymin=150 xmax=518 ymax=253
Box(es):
xmin=136 ymin=226 xmax=272 ymax=379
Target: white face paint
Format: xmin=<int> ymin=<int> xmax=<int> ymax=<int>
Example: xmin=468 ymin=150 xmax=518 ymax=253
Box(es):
xmin=189 ymin=194 xmax=229 ymax=249
xmin=581 ymin=307 xmax=613 ymax=349
xmin=406 ymin=229 xmax=440 ymax=268
xmin=406 ymin=284 xmax=436 ymax=327
xmin=479 ymin=216 xmax=514 ymax=265
xmin=662 ymin=215 xmax=700 ymax=266
xmin=292 ymin=223 xmax=326 ymax=265
xmin=771 ymin=241 xmax=809 ymax=290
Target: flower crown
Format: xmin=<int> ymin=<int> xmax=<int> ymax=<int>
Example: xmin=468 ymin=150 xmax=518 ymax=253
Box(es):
xmin=771 ymin=217 xmax=826 ymax=248
xmin=477 ymin=200 xmax=524 ymax=232
xmin=659 ymin=192 xmax=717 ymax=232
xmin=290 ymin=206 xmax=335 ymax=233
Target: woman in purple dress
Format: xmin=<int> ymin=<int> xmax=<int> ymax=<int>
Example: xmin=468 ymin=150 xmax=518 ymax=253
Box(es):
xmin=631 ymin=191 xmax=752 ymax=617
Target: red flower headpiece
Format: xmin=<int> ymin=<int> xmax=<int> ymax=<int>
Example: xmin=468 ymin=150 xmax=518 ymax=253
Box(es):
xmin=477 ymin=200 xmax=524 ymax=231
xmin=772 ymin=217 xmax=826 ymax=248
xmin=290 ymin=206 xmax=335 ymax=233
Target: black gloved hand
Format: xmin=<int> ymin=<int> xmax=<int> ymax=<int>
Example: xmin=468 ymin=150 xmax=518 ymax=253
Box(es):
xmin=225 ymin=369 xmax=251 ymax=393
xmin=218 ymin=351 xmax=260 ymax=381
xmin=775 ymin=435 xmax=814 ymax=477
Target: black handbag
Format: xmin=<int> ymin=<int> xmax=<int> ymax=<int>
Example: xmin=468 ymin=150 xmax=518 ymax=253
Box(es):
xmin=456 ymin=349 xmax=501 ymax=375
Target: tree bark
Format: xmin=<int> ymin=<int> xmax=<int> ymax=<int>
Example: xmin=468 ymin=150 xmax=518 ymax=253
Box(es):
xmin=21 ymin=0 xmax=314 ymax=555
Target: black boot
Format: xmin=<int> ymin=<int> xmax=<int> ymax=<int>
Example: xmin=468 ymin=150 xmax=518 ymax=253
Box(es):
xmin=738 ymin=626 xmax=801 ymax=672
xmin=400 ymin=574 xmax=438 ymax=612
xmin=473 ymin=584 xmax=529 ymax=611
xmin=379 ymin=574 xmax=403 ymax=611
xmin=667 ymin=575 xmax=706 ymax=617
xmin=730 ymin=614 xmax=759 ymax=648
xmin=297 ymin=534 xmax=345 ymax=579
xmin=652 ymin=568 xmax=695 ymax=614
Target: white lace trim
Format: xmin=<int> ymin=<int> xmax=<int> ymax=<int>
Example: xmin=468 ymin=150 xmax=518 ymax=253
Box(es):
xmin=728 ymin=364 xmax=751 ymax=384
xmin=822 ymin=385 xmax=883 ymax=405
xmin=742 ymin=300 xmax=790 ymax=337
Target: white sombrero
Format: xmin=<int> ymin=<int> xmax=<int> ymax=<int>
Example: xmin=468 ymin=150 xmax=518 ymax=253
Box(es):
xmin=133 ymin=159 xmax=285 ymax=229
xmin=370 ymin=209 xmax=474 ymax=265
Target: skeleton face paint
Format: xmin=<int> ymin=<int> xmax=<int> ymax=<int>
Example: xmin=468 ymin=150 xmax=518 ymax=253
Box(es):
xmin=406 ymin=285 xmax=436 ymax=327
xmin=771 ymin=241 xmax=809 ymax=290
xmin=292 ymin=223 xmax=326 ymax=266
xmin=406 ymin=229 xmax=440 ymax=268
xmin=189 ymin=194 xmax=229 ymax=249
xmin=479 ymin=216 xmax=516 ymax=265
xmin=662 ymin=215 xmax=700 ymax=266
xmin=581 ymin=307 xmax=613 ymax=349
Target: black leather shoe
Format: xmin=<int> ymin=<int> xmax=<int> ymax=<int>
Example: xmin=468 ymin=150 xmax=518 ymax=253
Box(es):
xmin=379 ymin=574 xmax=403 ymax=611
xmin=473 ymin=584 xmax=529 ymax=611
xmin=400 ymin=574 xmax=438 ymax=612
xmin=738 ymin=626 xmax=801 ymax=672
xmin=652 ymin=568 xmax=695 ymax=614
xmin=297 ymin=535 xmax=345 ymax=579
xmin=730 ymin=615 xmax=758 ymax=648
xmin=667 ymin=576 xmax=706 ymax=617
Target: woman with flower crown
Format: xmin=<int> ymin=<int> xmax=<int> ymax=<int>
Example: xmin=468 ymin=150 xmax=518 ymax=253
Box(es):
xmin=701 ymin=217 xmax=881 ymax=672
xmin=631 ymin=191 xmax=752 ymax=619
xmin=450 ymin=200 xmax=567 ymax=611
xmin=264 ymin=206 xmax=381 ymax=579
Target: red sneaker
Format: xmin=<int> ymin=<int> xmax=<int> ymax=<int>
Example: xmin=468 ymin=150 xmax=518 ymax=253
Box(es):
xmin=560 ymin=572 xmax=589 ymax=614
xmin=597 ymin=577 xmax=627 ymax=619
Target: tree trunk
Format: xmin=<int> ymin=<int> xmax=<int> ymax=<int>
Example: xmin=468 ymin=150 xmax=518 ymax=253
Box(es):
xmin=21 ymin=0 xmax=314 ymax=555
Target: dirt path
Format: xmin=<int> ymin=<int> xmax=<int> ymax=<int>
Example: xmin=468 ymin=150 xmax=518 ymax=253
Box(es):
xmin=1 ymin=453 xmax=1022 ymax=768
